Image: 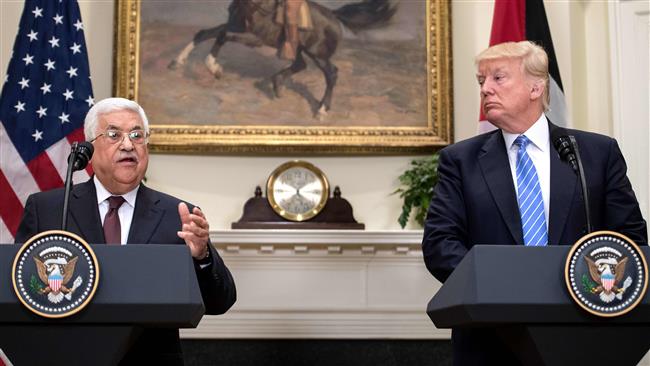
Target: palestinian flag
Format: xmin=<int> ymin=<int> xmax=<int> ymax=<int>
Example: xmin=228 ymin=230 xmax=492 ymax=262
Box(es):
xmin=479 ymin=0 xmax=567 ymax=133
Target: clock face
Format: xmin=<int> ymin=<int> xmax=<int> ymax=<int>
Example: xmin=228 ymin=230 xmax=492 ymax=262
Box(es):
xmin=267 ymin=161 xmax=329 ymax=221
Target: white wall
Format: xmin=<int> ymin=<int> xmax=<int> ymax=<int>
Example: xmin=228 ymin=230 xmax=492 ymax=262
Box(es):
xmin=609 ymin=0 xmax=650 ymax=221
xmin=0 ymin=0 xmax=633 ymax=230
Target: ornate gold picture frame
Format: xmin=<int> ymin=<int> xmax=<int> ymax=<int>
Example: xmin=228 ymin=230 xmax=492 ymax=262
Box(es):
xmin=114 ymin=0 xmax=452 ymax=154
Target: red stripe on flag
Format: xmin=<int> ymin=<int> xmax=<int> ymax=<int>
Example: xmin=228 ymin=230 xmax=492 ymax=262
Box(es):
xmin=66 ymin=127 xmax=93 ymax=176
xmin=0 ymin=348 xmax=11 ymax=366
xmin=0 ymin=170 xmax=25 ymax=237
xmin=26 ymin=152 xmax=64 ymax=191
xmin=490 ymin=0 xmax=526 ymax=44
xmin=66 ymin=127 xmax=85 ymax=144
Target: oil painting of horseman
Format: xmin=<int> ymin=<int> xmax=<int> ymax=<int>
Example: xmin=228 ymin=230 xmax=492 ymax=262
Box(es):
xmin=137 ymin=0 xmax=429 ymax=127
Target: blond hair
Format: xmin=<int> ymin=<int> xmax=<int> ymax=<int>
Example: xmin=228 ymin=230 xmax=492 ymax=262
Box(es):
xmin=476 ymin=41 xmax=550 ymax=111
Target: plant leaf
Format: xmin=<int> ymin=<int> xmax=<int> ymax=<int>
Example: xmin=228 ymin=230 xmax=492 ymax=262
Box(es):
xmin=393 ymin=153 xmax=440 ymax=229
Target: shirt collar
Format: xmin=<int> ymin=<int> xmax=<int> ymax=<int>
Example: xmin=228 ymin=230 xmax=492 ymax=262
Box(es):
xmin=94 ymin=175 xmax=139 ymax=208
xmin=502 ymin=114 xmax=549 ymax=152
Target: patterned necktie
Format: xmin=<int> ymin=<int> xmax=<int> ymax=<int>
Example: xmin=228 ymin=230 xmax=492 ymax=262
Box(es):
xmin=514 ymin=135 xmax=548 ymax=246
xmin=103 ymin=196 xmax=125 ymax=244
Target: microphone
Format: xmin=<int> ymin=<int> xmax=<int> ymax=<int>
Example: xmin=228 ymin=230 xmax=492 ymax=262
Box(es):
xmin=62 ymin=141 xmax=94 ymax=230
xmin=551 ymin=128 xmax=578 ymax=172
xmin=71 ymin=141 xmax=94 ymax=171
xmin=550 ymin=128 xmax=592 ymax=234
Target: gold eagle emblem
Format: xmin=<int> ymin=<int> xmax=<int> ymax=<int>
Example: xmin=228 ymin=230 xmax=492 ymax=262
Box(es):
xmin=33 ymin=255 xmax=81 ymax=303
xmin=585 ymin=255 xmax=631 ymax=303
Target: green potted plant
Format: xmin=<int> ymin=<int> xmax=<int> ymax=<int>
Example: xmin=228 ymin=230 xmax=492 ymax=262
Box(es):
xmin=394 ymin=153 xmax=439 ymax=228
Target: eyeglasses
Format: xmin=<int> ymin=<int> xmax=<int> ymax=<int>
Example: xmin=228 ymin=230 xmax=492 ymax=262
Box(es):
xmin=91 ymin=129 xmax=149 ymax=145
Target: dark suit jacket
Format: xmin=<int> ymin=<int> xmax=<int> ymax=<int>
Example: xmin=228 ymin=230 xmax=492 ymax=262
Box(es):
xmin=15 ymin=178 xmax=237 ymax=366
xmin=422 ymin=122 xmax=647 ymax=366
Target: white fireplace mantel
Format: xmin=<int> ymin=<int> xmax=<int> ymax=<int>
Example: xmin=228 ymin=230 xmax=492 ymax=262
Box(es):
xmin=212 ymin=229 xmax=424 ymax=245
xmin=180 ymin=229 xmax=449 ymax=339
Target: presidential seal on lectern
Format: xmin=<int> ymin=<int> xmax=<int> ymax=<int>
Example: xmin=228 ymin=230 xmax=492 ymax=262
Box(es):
xmin=565 ymin=231 xmax=648 ymax=317
xmin=12 ymin=230 xmax=99 ymax=318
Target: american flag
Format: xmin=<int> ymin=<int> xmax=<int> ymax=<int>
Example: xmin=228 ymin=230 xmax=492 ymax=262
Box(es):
xmin=0 ymin=0 xmax=94 ymax=243
xmin=0 ymin=347 xmax=12 ymax=366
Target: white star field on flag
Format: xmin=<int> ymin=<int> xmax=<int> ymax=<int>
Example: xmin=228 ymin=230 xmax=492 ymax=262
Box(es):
xmin=0 ymin=0 xmax=95 ymax=241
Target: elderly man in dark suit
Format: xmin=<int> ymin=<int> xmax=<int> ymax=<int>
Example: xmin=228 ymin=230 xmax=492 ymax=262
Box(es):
xmin=422 ymin=41 xmax=646 ymax=366
xmin=15 ymin=97 xmax=236 ymax=366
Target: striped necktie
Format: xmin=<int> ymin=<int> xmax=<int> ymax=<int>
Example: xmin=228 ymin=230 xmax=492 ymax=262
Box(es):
xmin=514 ymin=135 xmax=548 ymax=246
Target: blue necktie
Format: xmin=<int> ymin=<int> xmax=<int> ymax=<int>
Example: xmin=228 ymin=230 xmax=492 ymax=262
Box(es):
xmin=514 ymin=135 xmax=548 ymax=246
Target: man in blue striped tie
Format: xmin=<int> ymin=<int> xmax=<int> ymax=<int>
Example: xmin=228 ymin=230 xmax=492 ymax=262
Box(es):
xmin=422 ymin=41 xmax=646 ymax=366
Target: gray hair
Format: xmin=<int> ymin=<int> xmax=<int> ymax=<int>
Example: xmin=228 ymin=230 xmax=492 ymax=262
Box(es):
xmin=475 ymin=41 xmax=550 ymax=111
xmin=84 ymin=97 xmax=150 ymax=141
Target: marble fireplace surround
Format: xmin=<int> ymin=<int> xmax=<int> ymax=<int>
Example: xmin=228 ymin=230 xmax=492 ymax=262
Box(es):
xmin=180 ymin=230 xmax=448 ymax=340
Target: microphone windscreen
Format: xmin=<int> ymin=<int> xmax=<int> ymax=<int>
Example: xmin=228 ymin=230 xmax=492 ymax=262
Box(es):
xmin=550 ymin=127 xmax=569 ymax=146
xmin=73 ymin=141 xmax=94 ymax=171
xmin=78 ymin=141 xmax=94 ymax=159
xmin=550 ymin=127 xmax=579 ymax=173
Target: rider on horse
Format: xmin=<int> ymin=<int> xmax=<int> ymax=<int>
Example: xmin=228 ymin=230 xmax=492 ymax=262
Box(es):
xmin=277 ymin=0 xmax=312 ymax=60
xmin=279 ymin=0 xmax=303 ymax=60
xmin=228 ymin=0 xmax=313 ymax=61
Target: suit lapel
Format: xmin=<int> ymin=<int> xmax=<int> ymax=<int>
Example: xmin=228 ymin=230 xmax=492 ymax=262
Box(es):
xmin=127 ymin=184 xmax=164 ymax=244
xmin=548 ymin=123 xmax=578 ymax=245
xmin=478 ymin=131 xmax=524 ymax=245
xmin=69 ymin=179 xmax=105 ymax=244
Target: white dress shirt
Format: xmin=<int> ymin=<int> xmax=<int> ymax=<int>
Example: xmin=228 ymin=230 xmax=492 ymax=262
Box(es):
xmin=94 ymin=176 xmax=139 ymax=245
xmin=502 ymin=114 xmax=550 ymax=229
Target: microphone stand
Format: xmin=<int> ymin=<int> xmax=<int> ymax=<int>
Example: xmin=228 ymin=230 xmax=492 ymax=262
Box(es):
xmin=62 ymin=142 xmax=79 ymax=231
xmin=569 ymin=136 xmax=592 ymax=234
